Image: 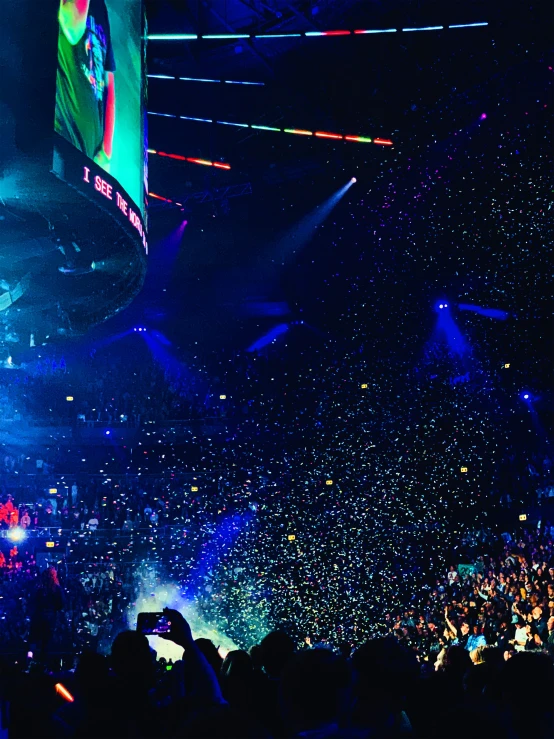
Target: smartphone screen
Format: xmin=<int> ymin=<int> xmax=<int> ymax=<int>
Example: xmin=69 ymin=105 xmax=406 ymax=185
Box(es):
xmin=137 ymin=612 xmax=171 ymax=635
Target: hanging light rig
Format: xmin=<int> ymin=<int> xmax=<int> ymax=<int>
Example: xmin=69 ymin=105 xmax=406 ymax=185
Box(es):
xmin=148 ymin=113 xmax=393 ymax=146
xmin=147 ymin=23 xmax=488 ymax=41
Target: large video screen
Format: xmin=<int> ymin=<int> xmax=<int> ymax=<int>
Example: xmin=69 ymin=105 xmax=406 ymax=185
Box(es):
xmin=53 ymin=0 xmax=147 ymax=250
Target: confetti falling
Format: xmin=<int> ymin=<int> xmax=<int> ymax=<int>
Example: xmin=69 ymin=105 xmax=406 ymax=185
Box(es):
xmin=0 ymin=31 xmax=551 ymax=654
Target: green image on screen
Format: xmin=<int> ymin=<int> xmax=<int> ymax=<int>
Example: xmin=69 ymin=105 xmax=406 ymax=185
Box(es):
xmin=55 ymin=0 xmax=145 ymax=217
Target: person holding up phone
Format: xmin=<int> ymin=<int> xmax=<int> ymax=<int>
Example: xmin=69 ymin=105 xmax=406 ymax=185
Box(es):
xmin=140 ymin=608 xmax=226 ymax=708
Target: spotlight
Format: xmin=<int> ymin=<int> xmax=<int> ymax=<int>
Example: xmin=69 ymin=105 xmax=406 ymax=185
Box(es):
xmin=350 ymin=177 xmax=357 ymax=183
xmin=522 ymin=393 xmax=529 ymax=400
xmin=105 ymin=430 xmax=111 ymax=436
xmin=480 ymin=113 xmax=487 ymax=120
xmin=7 ymin=527 xmax=26 ymax=543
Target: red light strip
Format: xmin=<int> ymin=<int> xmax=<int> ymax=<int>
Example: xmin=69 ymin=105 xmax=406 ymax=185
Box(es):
xmin=305 ymin=30 xmax=351 ymax=36
xmin=187 ymin=157 xmax=213 ymax=166
xmin=373 ymin=138 xmax=394 ymax=146
xmin=148 ymin=192 xmax=184 ymax=207
xmin=315 ymin=131 xmax=343 ymax=140
xmin=149 ymin=148 xmax=231 ymax=169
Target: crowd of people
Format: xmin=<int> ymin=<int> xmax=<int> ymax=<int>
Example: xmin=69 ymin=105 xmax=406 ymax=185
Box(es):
xmin=0 ymin=343 xmax=242 ymax=429
xmin=1 ymin=539 xmax=553 ymax=738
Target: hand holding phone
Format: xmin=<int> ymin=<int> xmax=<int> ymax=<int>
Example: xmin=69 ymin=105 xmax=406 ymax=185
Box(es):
xmin=158 ymin=607 xmax=193 ymax=648
xmin=136 ymin=612 xmax=172 ymax=635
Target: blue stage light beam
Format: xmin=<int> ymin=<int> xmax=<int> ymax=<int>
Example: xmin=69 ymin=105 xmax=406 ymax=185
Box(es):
xmin=142 ymin=330 xmax=203 ymax=396
xmin=270 ymin=178 xmax=356 ymax=265
xmin=247 ymin=323 xmax=289 ymax=352
xmin=92 ymin=329 xmax=134 ymax=350
xmin=458 ymin=303 xmax=509 ymax=320
xmin=149 ymin=218 xmax=188 ymax=287
xmin=434 ymin=301 xmax=470 ymax=358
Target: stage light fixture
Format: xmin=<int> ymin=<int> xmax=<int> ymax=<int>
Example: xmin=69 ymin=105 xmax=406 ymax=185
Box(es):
xmin=350 ymin=177 xmax=357 ymax=183
xmin=326 ymin=480 xmax=333 ymax=485
xmin=7 ymin=527 xmax=26 ymax=543
xmin=191 ymin=486 xmax=199 ymax=492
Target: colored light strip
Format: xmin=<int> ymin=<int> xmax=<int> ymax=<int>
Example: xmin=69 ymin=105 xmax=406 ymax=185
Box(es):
xmin=149 ymin=192 xmax=184 ymax=207
xmin=284 ymin=128 xmax=313 ymax=136
xmin=148 ymin=148 xmax=231 ymax=169
xmin=224 ymin=80 xmax=265 ymax=86
xmin=147 ymin=112 xmax=390 ymax=146
xmin=179 ymin=115 xmax=213 ymax=123
xmin=315 ymin=131 xmax=344 ymax=140
xmin=149 ymin=74 xmax=265 ymax=86
xmin=254 ymin=33 xmax=303 ymax=38
xmin=250 ymin=124 xmax=281 ymax=131
xmin=148 ymin=34 xmax=198 ymax=40
xmin=148 ymin=25 xmax=487 ymax=41
xmin=149 ymin=112 xmax=177 ymax=118
xmin=354 ymin=28 xmax=397 ymax=34
xmin=202 ymin=34 xmax=250 ymax=39
xmin=305 ymin=30 xmax=351 ymax=36
xmin=449 ymin=22 xmax=488 ymax=28
xmin=402 ymin=25 xmax=444 ymax=32
xmin=179 ymin=76 xmax=219 ymax=83
xmin=216 ymin=120 xmax=249 ymax=128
